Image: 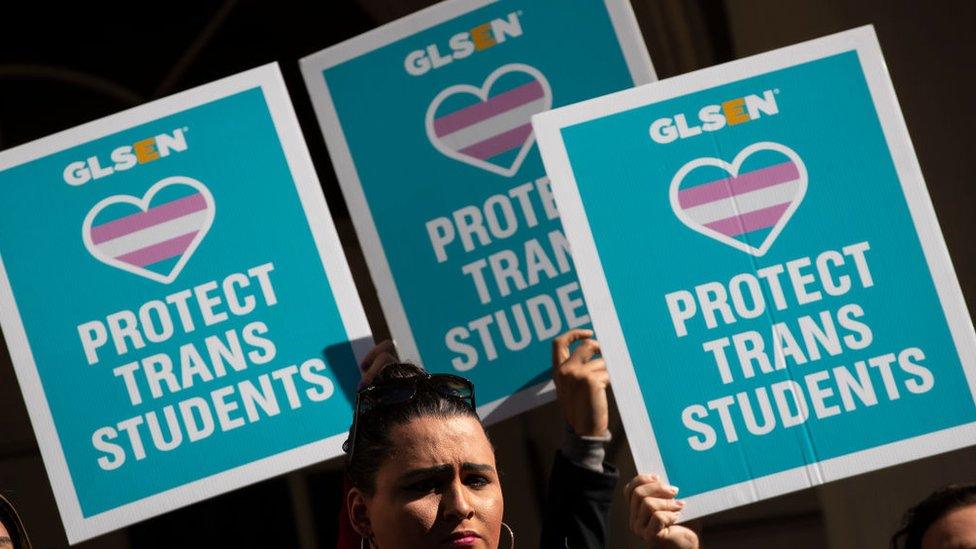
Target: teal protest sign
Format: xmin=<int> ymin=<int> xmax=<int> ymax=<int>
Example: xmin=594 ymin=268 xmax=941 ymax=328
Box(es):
xmin=301 ymin=0 xmax=655 ymax=421
xmin=0 ymin=64 xmax=371 ymax=542
xmin=534 ymin=27 xmax=976 ymax=517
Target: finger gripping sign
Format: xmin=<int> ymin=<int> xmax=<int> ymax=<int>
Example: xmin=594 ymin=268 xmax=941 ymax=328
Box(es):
xmin=533 ymin=26 xmax=976 ymax=518
xmin=0 ymin=64 xmax=372 ymax=543
xmin=300 ymin=0 xmax=655 ymax=421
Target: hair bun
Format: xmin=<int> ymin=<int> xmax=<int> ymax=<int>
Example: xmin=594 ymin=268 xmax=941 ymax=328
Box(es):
xmin=369 ymin=362 xmax=426 ymax=386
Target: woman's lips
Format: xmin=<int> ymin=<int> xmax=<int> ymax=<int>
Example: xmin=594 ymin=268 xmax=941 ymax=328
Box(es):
xmin=443 ymin=530 xmax=482 ymax=546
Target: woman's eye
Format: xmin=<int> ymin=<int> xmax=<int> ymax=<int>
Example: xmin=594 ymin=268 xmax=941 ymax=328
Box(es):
xmin=465 ymin=475 xmax=490 ymax=488
xmin=407 ymin=479 xmax=438 ymax=493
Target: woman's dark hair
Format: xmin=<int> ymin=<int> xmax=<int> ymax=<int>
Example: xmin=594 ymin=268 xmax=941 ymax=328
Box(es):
xmin=892 ymin=483 xmax=976 ymax=548
xmin=0 ymin=494 xmax=31 ymax=549
xmin=344 ymin=362 xmax=483 ymax=493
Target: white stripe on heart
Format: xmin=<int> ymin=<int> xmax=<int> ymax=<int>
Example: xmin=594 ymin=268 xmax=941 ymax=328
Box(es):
xmin=682 ymin=178 xmax=802 ymax=226
xmin=93 ymin=210 xmax=212 ymax=258
xmin=437 ymin=97 xmax=551 ymax=151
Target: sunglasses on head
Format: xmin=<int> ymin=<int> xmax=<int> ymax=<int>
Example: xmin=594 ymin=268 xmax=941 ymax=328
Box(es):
xmin=342 ymin=372 xmax=476 ymax=458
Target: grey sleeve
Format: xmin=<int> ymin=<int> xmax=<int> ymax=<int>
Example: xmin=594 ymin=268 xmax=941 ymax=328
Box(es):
xmin=560 ymin=426 xmax=612 ymax=473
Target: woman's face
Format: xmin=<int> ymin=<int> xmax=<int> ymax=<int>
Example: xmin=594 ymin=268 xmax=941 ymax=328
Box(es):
xmin=922 ymin=504 xmax=976 ymax=549
xmin=0 ymin=519 xmax=12 ymax=549
xmin=351 ymin=414 xmax=503 ymax=548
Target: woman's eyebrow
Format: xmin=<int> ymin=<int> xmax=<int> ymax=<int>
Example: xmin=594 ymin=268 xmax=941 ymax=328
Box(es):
xmin=398 ymin=462 xmax=495 ymax=483
xmin=399 ymin=464 xmax=453 ymax=483
xmin=461 ymin=462 xmax=495 ymax=473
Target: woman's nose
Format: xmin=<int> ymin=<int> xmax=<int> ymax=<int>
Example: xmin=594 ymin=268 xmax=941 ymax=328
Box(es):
xmin=441 ymin=482 xmax=475 ymax=519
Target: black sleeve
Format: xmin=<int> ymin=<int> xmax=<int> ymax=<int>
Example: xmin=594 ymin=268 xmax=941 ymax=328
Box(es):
xmin=540 ymin=450 xmax=620 ymax=548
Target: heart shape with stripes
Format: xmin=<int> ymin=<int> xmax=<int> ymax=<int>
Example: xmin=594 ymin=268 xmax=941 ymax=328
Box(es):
xmin=425 ymin=63 xmax=552 ymax=177
xmin=669 ymin=142 xmax=807 ymax=257
xmin=82 ymin=176 xmax=215 ymax=284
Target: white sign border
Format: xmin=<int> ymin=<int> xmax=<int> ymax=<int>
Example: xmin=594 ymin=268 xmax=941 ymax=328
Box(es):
xmin=533 ymin=25 xmax=976 ymax=519
xmin=0 ymin=63 xmax=373 ymax=543
xmin=299 ymin=0 xmax=656 ymax=423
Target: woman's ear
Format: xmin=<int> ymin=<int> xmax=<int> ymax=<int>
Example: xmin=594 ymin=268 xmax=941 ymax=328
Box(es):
xmin=347 ymin=487 xmax=373 ymax=539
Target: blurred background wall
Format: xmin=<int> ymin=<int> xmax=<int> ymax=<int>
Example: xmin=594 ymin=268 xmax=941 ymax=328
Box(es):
xmin=0 ymin=1 xmax=973 ymax=547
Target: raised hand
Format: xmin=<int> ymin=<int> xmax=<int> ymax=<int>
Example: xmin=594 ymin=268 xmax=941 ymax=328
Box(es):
xmin=359 ymin=339 xmax=398 ymax=387
xmin=551 ymin=329 xmax=609 ymax=437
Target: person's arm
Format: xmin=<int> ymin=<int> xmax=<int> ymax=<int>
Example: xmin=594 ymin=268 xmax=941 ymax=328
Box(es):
xmin=541 ymin=329 xmax=618 ymax=548
xmin=541 ymin=330 xmax=700 ymax=549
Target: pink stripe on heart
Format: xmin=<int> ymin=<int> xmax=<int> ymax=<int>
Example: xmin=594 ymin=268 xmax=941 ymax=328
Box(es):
xmin=90 ymin=193 xmax=208 ymax=244
xmin=677 ymin=161 xmax=799 ymax=209
xmin=114 ymin=231 xmax=199 ymax=268
xmin=458 ymin=123 xmax=533 ymax=161
xmin=433 ymin=81 xmax=545 ymax=137
xmin=706 ymin=203 xmax=792 ymax=237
